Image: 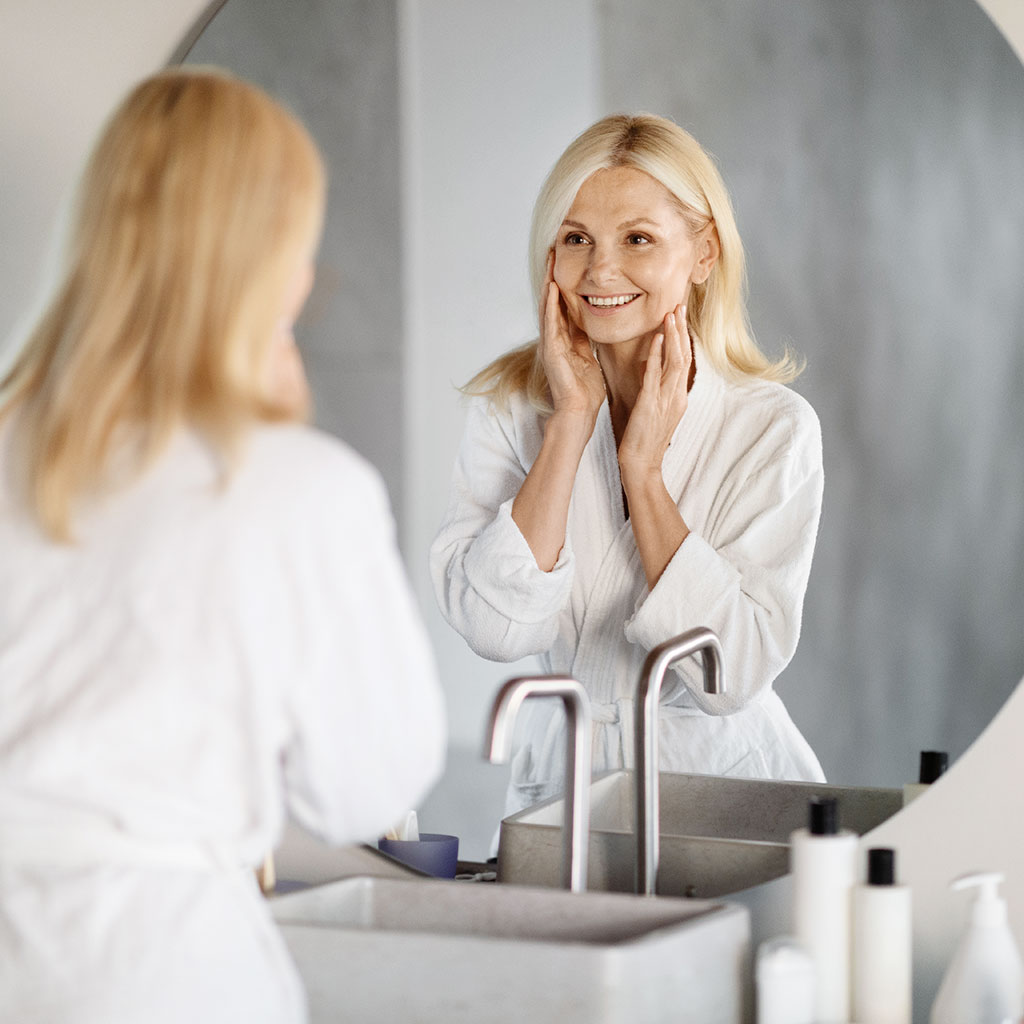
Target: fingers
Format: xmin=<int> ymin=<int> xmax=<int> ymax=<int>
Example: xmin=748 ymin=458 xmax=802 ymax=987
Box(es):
xmin=538 ymin=250 xmax=556 ymax=322
xmin=662 ymin=304 xmax=688 ymax=371
xmin=644 ymin=332 xmax=664 ymax=389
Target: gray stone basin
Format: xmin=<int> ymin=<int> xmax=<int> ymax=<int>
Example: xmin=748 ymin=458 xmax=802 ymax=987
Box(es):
xmin=498 ymin=770 xmax=903 ymax=898
xmin=271 ymin=874 xmax=750 ymax=1023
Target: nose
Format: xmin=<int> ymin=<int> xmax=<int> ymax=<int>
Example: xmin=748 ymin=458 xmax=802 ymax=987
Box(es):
xmin=584 ymin=242 xmax=620 ymax=287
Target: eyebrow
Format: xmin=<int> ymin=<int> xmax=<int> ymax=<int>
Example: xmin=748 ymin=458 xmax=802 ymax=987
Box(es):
xmin=560 ymin=217 xmax=663 ymax=231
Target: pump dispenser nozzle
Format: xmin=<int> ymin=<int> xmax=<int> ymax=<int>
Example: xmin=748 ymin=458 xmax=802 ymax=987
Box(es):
xmin=951 ymin=871 xmax=1009 ymax=927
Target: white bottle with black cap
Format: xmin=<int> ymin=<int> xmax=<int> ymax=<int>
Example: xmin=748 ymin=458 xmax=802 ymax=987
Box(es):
xmin=790 ymin=795 xmax=858 ymax=1024
xmin=852 ymin=846 xmax=912 ymax=1024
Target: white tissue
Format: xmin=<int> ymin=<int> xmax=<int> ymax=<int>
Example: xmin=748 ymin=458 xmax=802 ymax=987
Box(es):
xmin=384 ymin=810 xmax=420 ymax=842
xmin=401 ymin=810 xmax=420 ymax=842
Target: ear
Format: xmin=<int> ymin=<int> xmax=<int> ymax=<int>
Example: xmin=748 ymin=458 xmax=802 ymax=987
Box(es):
xmin=691 ymin=224 xmax=721 ymax=285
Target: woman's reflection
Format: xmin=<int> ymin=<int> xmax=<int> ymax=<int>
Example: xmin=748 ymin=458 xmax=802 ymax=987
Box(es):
xmin=430 ymin=114 xmax=825 ymax=829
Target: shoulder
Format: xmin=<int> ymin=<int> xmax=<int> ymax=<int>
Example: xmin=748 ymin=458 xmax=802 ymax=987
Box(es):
xmin=732 ymin=376 xmax=820 ymax=437
xmin=237 ymin=423 xmax=391 ymax=519
xmin=461 ymin=389 xmax=546 ymax=461
xmin=715 ymin=373 xmax=822 ymax=471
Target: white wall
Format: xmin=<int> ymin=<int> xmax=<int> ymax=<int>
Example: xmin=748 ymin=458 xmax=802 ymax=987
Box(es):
xmin=399 ymin=0 xmax=600 ymax=748
xmin=0 ymin=1 xmax=216 ymax=355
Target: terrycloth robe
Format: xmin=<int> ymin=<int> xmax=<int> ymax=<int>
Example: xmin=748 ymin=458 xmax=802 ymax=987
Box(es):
xmin=0 ymin=422 xmax=446 ymax=1024
xmin=431 ymin=342 xmax=825 ymax=819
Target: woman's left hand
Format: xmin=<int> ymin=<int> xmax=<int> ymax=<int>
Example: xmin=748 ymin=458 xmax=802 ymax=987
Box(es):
xmin=618 ymin=304 xmax=691 ymax=485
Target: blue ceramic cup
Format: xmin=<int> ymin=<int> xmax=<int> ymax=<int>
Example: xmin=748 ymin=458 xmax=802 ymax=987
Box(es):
xmin=377 ymin=833 xmax=459 ymax=878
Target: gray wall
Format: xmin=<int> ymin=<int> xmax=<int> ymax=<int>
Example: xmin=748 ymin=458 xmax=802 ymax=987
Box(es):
xmin=187 ymin=0 xmax=406 ymax=510
xmin=600 ymin=0 xmax=1024 ymax=784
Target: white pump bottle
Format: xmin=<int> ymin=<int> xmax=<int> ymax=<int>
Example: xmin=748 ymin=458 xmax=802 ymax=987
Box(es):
xmin=930 ymin=871 xmax=1024 ymax=1024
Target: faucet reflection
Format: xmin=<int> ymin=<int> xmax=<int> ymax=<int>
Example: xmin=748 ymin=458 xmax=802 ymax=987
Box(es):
xmin=635 ymin=627 xmax=725 ymax=896
xmin=485 ymin=677 xmax=592 ymax=893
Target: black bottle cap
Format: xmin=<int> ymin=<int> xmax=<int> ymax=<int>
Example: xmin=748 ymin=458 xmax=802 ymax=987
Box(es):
xmin=808 ymin=796 xmax=839 ymax=835
xmin=867 ymin=847 xmax=896 ymax=885
xmin=919 ymin=750 xmax=948 ymax=784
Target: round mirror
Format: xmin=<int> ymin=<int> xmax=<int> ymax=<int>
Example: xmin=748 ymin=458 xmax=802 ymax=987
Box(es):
xmin=1 ymin=0 xmax=1018 ymax=863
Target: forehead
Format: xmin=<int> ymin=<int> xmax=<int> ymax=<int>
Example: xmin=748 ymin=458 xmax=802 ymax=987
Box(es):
xmin=566 ymin=166 xmax=683 ymax=226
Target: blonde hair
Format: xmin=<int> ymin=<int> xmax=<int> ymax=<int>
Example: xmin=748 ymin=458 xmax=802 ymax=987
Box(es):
xmin=465 ymin=113 xmax=801 ymax=410
xmin=0 ymin=67 xmax=326 ymax=540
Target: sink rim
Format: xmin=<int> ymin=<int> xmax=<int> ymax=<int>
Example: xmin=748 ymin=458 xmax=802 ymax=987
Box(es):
xmin=270 ymin=873 xmax=747 ymax=950
xmin=503 ymin=768 xmax=904 ymax=840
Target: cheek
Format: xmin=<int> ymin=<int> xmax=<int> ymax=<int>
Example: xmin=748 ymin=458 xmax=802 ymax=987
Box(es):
xmin=552 ymin=251 xmax=572 ymax=291
xmin=652 ymin=256 xmax=696 ymax=297
xmin=552 ymin=256 xmax=583 ymax=317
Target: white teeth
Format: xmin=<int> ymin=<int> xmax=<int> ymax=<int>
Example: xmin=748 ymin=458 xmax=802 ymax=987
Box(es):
xmin=586 ymin=294 xmax=638 ymax=307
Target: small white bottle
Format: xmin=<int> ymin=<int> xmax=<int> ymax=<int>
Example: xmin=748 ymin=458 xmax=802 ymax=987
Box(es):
xmin=756 ymin=937 xmax=815 ymax=1024
xmin=903 ymin=750 xmax=949 ymax=806
xmin=930 ymin=871 xmax=1024 ymax=1024
xmin=852 ymin=847 xmax=912 ymax=1024
xmin=790 ymin=796 xmax=858 ymax=1024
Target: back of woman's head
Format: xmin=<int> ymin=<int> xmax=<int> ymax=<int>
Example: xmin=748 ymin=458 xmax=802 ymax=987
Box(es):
xmin=2 ymin=67 xmax=326 ymax=539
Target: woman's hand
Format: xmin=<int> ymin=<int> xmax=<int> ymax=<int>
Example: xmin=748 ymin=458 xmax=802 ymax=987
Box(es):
xmin=618 ymin=304 xmax=691 ymax=486
xmin=510 ymin=256 xmax=604 ymax=571
xmin=539 ymin=254 xmax=606 ymax=426
xmin=618 ymin=304 xmax=692 ymax=589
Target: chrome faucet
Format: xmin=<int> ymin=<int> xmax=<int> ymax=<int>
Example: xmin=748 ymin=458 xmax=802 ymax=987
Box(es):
xmin=634 ymin=627 xmax=725 ymax=896
xmin=484 ymin=676 xmax=592 ymax=893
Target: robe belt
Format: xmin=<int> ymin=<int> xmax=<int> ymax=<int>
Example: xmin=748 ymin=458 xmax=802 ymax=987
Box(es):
xmin=590 ymin=697 xmax=706 ymax=774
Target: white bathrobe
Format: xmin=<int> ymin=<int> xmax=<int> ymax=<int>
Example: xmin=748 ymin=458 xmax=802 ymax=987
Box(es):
xmin=0 ymin=422 xmax=446 ymax=1024
xmin=431 ymin=342 xmax=824 ymax=819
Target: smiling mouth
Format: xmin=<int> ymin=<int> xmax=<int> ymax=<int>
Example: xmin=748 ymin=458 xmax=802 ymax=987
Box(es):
xmin=584 ymin=294 xmax=640 ymax=308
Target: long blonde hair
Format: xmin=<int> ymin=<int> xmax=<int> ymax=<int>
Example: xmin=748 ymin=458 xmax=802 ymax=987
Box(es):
xmin=465 ymin=113 xmax=801 ymax=410
xmin=0 ymin=67 xmax=326 ymax=540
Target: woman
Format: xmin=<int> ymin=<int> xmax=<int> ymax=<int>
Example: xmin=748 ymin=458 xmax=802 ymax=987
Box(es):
xmin=431 ymin=113 xmax=824 ymax=825
xmin=0 ymin=69 xmax=445 ymax=1022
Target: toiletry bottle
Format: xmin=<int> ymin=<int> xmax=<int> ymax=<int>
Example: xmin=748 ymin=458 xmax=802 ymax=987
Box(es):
xmin=930 ymin=871 xmax=1024 ymax=1024
xmin=756 ymin=936 xmax=815 ymax=1024
xmin=790 ymin=796 xmax=858 ymax=1024
xmin=852 ymin=847 xmax=912 ymax=1024
xmin=903 ymin=750 xmax=949 ymax=806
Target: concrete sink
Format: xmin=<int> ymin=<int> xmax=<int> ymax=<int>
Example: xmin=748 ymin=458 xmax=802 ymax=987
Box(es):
xmin=498 ymin=770 xmax=903 ymax=898
xmin=271 ymin=874 xmax=750 ymax=1023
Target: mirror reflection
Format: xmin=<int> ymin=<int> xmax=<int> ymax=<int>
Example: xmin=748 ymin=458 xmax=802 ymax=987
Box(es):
xmin=430 ymin=118 xmax=828 ymax=823
xmin=186 ymin=0 xmax=1024 ymax=858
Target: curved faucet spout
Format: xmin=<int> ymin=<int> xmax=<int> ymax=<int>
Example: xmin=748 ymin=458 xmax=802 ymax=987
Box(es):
xmin=634 ymin=627 xmax=725 ymax=895
xmin=484 ymin=676 xmax=592 ymax=893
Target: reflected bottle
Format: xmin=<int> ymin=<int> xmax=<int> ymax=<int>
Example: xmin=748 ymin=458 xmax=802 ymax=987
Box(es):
xmin=903 ymin=750 xmax=949 ymax=806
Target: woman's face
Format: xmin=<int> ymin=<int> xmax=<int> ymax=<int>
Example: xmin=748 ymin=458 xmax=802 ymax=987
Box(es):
xmin=552 ymin=166 xmax=718 ymax=349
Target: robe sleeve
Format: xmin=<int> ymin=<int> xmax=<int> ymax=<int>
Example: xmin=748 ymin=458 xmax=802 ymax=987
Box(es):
xmin=280 ymin=449 xmax=447 ymax=844
xmin=624 ymin=396 xmax=824 ymax=716
xmin=430 ymin=397 xmax=574 ymax=662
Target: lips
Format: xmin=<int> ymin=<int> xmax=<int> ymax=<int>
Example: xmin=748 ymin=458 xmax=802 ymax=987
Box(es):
xmin=584 ymin=294 xmax=640 ymax=307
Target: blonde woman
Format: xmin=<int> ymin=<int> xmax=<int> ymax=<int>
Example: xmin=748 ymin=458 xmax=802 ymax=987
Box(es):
xmin=0 ymin=69 xmax=445 ymax=1022
xmin=431 ymin=114 xmax=824 ymax=828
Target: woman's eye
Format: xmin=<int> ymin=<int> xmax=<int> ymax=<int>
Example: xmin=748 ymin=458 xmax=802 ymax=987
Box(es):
xmin=627 ymin=233 xmax=651 ymax=245
xmin=563 ymin=232 xmax=588 ymax=246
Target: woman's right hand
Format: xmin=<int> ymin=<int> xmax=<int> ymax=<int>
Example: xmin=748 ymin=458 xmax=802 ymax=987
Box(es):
xmin=510 ymin=255 xmax=604 ymax=571
xmin=539 ymin=254 xmax=605 ymax=425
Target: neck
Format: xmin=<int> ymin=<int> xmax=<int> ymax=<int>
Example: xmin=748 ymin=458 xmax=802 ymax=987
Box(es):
xmin=595 ymin=335 xmax=650 ymax=415
xmin=595 ymin=332 xmax=699 ymax=444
